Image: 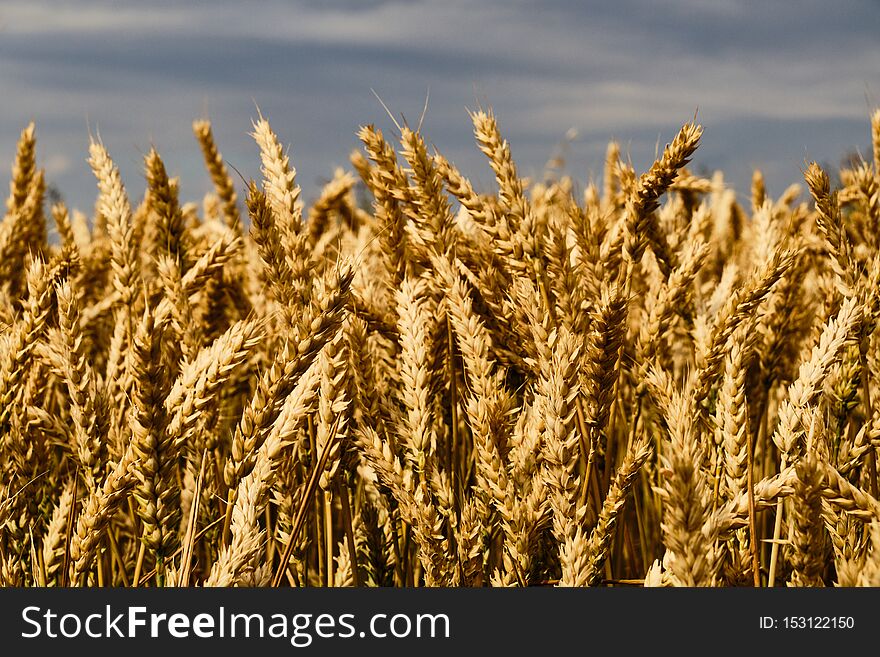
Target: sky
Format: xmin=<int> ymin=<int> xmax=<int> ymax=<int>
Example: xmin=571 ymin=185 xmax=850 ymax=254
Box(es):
xmin=0 ymin=0 xmax=878 ymax=216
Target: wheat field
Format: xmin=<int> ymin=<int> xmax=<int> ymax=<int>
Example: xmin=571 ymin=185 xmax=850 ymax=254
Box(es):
xmin=0 ymin=109 xmax=879 ymax=588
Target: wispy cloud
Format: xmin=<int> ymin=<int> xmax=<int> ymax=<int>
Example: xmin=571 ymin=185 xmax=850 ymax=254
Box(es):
xmin=0 ymin=0 xmax=877 ymax=211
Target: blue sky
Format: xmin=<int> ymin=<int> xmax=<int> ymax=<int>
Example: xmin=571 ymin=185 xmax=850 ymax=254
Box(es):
xmin=1 ymin=0 xmax=878 ymax=215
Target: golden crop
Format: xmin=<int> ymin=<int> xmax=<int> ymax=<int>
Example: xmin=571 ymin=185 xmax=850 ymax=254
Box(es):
xmin=1 ymin=109 xmax=879 ymax=587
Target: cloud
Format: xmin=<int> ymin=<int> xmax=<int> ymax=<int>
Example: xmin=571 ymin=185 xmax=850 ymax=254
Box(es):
xmin=44 ymin=153 xmax=72 ymax=176
xmin=0 ymin=0 xmax=876 ymax=212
